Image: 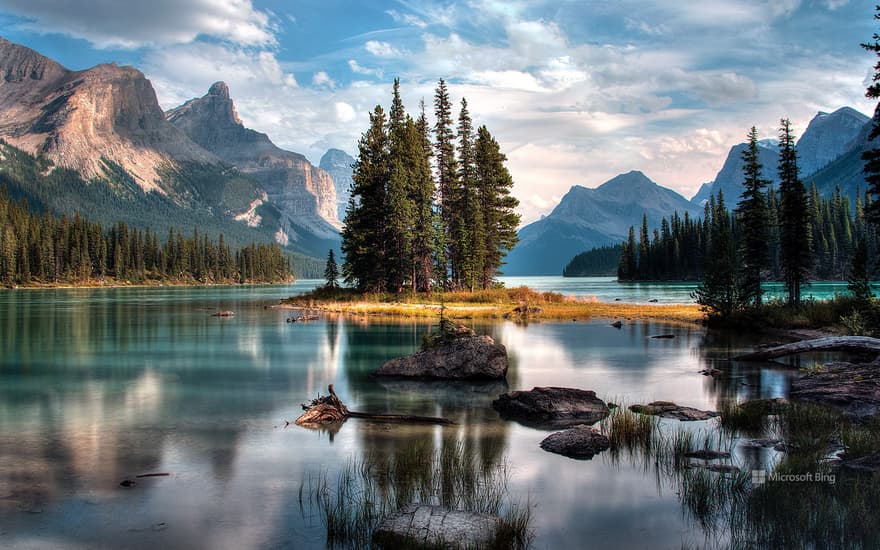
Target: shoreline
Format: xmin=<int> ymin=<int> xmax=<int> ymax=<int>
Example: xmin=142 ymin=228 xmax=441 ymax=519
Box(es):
xmin=2 ymin=279 xmax=298 ymax=291
xmin=273 ymin=299 xmax=707 ymax=325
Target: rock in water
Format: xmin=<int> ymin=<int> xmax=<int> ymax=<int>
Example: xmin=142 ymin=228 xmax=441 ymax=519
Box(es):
xmin=629 ymin=401 xmax=719 ymax=421
xmin=540 ymin=426 xmax=610 ymax=459
xmin=492 ymin=387 xmax=609 ymax=429
xmin=373 ymin=504 xmax=502 ymax=549
xmin=374 ymin=335 xmax=508 ymax=380
xmin=790 ymin=360 xmax=880 ymax=423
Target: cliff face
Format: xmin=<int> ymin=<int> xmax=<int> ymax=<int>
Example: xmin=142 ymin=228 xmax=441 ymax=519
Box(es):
xmin=0 ymin=37 xmax=215 ymax=194
xmin=319 ymin=148 xmax=355 ymax=221
xmin=167 ymin=83 xmax=341 ymax=238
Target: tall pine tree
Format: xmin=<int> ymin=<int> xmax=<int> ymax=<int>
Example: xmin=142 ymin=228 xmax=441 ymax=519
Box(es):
xmin=474 ymin=125 xmax=520 ymax=286
xmin=736 ymin=126 xmax=770 ymax=306
xmin=862 ymin=4 xmax=880 ymax=225
xmin=342 ymin=105 xmax=389 ymax=291
xmin=777 ymin=118 xmax=812 ymax=306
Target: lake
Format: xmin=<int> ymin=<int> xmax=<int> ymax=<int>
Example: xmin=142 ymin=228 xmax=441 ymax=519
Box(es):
xmin=497 ymin=276 xmax=863 ymax=303
xmin=0 ymin=280 xmax=864 ymax=549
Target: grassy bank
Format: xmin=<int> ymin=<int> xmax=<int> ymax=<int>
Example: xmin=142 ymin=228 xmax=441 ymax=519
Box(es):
xmin=279 ymin=286 xmax=705 ymax=324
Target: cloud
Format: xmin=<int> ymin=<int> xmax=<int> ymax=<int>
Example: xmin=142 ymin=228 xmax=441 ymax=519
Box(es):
xmin=365 ymin=40 xmax=404 ymax=58
xmin=312 ymin=71 xmax=335 ymax=88
xmin=0 ymin=0 xmax=275 ymax=48
xmin=348 ymin=59 xmax=383 ymax=78
xmin=385 ymin=9 xmax=427 ymax=28
xmin=334 ymin=102 xmax=356 ymax=122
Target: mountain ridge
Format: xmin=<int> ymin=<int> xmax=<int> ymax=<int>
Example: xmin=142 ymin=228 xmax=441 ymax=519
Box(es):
xmin=504 ymin=171 xmax=699 ymax=275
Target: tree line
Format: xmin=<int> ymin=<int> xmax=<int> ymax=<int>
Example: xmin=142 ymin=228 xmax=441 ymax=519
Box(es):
xmin=342 ymin=79 xmax=520 ymax=293
xmin=0 ymin=187 xmax=293 ymax=286
xmin=612 ymin=120 xmax=878 ymax=317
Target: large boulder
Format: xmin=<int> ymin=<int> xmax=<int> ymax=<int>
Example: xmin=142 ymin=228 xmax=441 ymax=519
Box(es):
xmin=374 ymin=335 xmax=508 ymax=380
xmin=629 ymin=401 xmax=719 ymax=421
xmin=540 ymin=426 xmax=610 ymax=459
xmin=373 ymin=504 xmax=502 ymax=549
xmin=492 ymin=387 xmax=609 ymax=429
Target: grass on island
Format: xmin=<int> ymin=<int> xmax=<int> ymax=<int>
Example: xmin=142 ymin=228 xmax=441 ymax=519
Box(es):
xmin=281 ymin=285 xmax=705 ymax=324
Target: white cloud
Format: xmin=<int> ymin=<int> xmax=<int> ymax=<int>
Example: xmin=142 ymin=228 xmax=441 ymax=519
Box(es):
xmin=385 ymin=9 xmax=427 ymax=28
xmin=0 ymin=0 xmax=276 ymax=48
xmin=334 ymin=102 xmax=356 ymax=123
xmin=348 ymin=59 xmax=383 ymax=78
xmin=312 ymin=71 xmax=335 ymax=88
xmin=365 ymin=40 xmax=404 ymax=58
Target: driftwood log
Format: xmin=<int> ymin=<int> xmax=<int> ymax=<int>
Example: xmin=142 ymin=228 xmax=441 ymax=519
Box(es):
xmin=735 ymin=336 xmax=880 ymax=361
xmin=295 ymin=384 xmax=454 ymax=428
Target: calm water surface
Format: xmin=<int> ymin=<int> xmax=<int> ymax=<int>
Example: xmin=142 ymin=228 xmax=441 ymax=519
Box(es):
xmin=498 ymin=275 xmax=863 ymax=303
xmin=0 ymin=281 xmax=839 ymax=548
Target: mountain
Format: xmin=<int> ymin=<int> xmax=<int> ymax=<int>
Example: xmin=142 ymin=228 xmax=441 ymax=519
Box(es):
xmin=691 ymin=182 xmax=714 ymax=206
xmin=167 ymin=82 xmax=341 ymax=255
xmin=701 ymin=139 xmax=780 ymax=205
xmin=0 ymin=36 xmax=335 ymax=269
xmin=503 ymin=171 xmax=699 ymax=275
xmin=695 ymin=107 xmax=870 ymax=204
xmin=319 ymin=148 xmax=355 ymax=221
xmin=796 ymin=107 xmax=869 ymax=176
xmin=0 ymin=36 xmax=217 ymax=195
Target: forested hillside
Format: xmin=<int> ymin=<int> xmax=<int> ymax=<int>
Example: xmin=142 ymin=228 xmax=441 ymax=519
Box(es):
xmin=0 ymin=186 xmax=294 ymax=286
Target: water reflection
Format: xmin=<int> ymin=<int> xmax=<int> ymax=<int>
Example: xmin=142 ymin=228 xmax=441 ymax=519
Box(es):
xmin=0 ymin=287 xmax=855 ymax=549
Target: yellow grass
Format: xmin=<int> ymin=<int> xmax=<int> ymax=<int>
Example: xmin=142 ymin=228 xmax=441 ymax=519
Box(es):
xmin=278 ymin=286 xmax=705 ymax=324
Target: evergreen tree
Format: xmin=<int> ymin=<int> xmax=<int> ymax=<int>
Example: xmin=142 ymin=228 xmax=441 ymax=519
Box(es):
xmin=342 ymin=106 xmax=390 ymax=291
xmin=324 ymin=249 xmax=339 ymax=289
xmin=385 ymin=80 xmax=416 ymax=292
xmin=474 ymin=125 xmax=520 ymax=286
xmin=693 ymin=191 xmax=744 ymax=318
xmin=848 ymin=237 xmax=873 ymax=303
xmin=412 ymin=101 xmax=439 ymax=292
xmin=433 ymin=79 xmax=456 ymax=286
xmin=862 ymin=4 xmax=880 ymax=224
xmin=736 ymin=126 xmax=770 ymax=306
xmin=454 ymin=98 xmax=483 ymax=290
xmin=777 ymin=118 xmax=812 ymax=306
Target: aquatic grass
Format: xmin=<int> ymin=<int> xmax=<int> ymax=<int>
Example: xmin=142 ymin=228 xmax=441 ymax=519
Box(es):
xmin=719 ymin=400 xmax=771 ymax=435
xmin=776 ymin=402 xmax=841 ymax=457
xmin=304 ymin=441 xmax=532 ymax=549
xmin=599 ymin=402 xmax=660 ymax=460
xmin=841 ymin=418 xmax=880 ymax=459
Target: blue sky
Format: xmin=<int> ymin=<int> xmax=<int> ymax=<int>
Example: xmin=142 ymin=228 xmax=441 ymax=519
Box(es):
xmin=0 ymin=0 xmax=875 ymax=223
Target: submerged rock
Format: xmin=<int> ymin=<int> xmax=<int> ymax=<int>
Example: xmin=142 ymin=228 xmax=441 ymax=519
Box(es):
xmin=373 ymin=504 xmax=502 ymax=549
xmin=790 ymin=360 xmax=880 ymax=422
xmin=540 ymin=426 xmax=610 ymax=459
xmin=492 ymin=386 xmax=609 ymax=429
xmin=629 ymin=401 xmax=719 ymax=421
xmin=374 ymin=334 xmax=508 ymax=380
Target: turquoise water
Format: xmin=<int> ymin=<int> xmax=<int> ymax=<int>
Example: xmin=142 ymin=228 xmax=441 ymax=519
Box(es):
xmin=499 ymin=276 xmax=864 ymax=303
xmin=0 ymin=283 xmax=859 ymax=548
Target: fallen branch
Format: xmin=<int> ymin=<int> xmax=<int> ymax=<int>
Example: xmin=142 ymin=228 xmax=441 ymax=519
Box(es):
xmin=735 ymin=336 xmax=880 ymax=361
xmin=295 ymin=384 xmax=454 ymax=427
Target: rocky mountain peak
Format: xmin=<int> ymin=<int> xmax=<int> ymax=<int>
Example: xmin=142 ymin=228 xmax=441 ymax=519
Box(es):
xmin=209 ymin=81 xmax=231 ymax=99
xmin=168 ymin=83 xmax=341 ymax=232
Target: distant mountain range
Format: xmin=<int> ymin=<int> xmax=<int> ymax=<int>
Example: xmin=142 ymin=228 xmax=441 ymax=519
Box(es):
xmin=504 ymin=171 xmax=699 ymax=275
xmin=505 ymin=106 xmax=872 ymax=276
xmin=0 ymin=36 xmax=347 ymax=267
xmin=695 ymin=107 xmax=870 ymax=206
